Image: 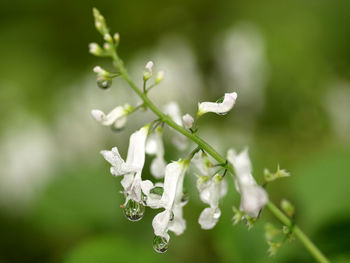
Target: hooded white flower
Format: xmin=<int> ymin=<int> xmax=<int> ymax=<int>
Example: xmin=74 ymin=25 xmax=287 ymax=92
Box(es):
xmin=163 ymin=102 xmax=188 ymax=150
xmin=192 ymin=152 xmax=227 ymax=229
xmin=197 ymin=174 xmax=227 ymax=229
xmin=152 ymin=160 xmax=188 ymax=241
xmin=198 ymin=92 xmax=237 ymax=116
xmin=146 ymin=127 xmax=166 ymax=178
xmin=91 ymin=104 xmax=133 ymax=130
xmin=100 ymin=125 xmax=151 ymax=204
xmin=227 ymin=148 xmax=268 ymax=217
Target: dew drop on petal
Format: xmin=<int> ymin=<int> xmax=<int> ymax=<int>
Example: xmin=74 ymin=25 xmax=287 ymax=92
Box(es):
xmin=153 ymin=236 xmax=169 ymax=253
xmin=123 ymin=199 xmax=145 ymax=222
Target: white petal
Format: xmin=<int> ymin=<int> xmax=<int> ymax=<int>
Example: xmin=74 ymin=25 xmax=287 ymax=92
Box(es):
xmin=91 ymin=109 xmax=105 ymax=122
xmin=160 ymin=161 xmax=184 ymax=209
xmin=172 ymin=133 xmax=188 ymax=150
xmin=100 ymin=147 xmax=128 ymax=175
xmin=101 ymin=106 xmax=125 ymax=126
xmin=192 ymin=152 xmax=210 ymax=176
xmin=198 ymin=92 xmax=237 ymax=116
xmin=113 ymin=116 xmax=127 ymax=130
xmin=227 ymin=148 xmax=252 ymax=179
xmin=152 ymin=210 xmax=171 ymax=238
xmin=168 ymin=204 xmax=186 ymax=235
xmin=241 ymin=185 xmax=268 ymax=218
xmin=182 ymin=113 xmax=194 ymax=129
xmin=151 ymin=157 xmax=166 ymax=179
xmin=227 ymin=148 xmax=268 ymax=217
xmin=125 ymin=126 xmax=149 ymax=171
xmin=199 ymin=207 xmax=221 ymax=230
xmin=146 ymin=128 xmax=166 ymax=178
xmin=163 ymin=102 xmax=182 ymax=126
xmin=145 ymin=133 xmax=158 ymax=154
xmin=128 ymin=172 xmax=142 ymax=202
xmin=121 ymin=173 xmax=134 ymax=190
xmin=140 ymin=180 xmax=154 ymax=195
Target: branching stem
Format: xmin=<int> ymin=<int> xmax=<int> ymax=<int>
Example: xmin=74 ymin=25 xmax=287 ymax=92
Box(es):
xmin=110 ymin=51 xmax=330 ymax=263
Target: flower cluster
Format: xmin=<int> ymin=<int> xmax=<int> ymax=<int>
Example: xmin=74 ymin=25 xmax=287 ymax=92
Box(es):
xmin=90 ymin=8 xmax=269 ymax=254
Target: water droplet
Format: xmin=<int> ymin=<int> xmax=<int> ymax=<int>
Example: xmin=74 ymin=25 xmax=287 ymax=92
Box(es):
xmin=123 ymin=199 xmax=145 ymax=222
xmin=141 ymin=192 xmax=148 ymax=204
xmin=97 ymin=77 xmax=112 ymax=89
xmin=217 ymin=111 xmax=228 ymax=116
xmin=150 ymin=186 xmax=164 ymax=196
xmin=153 ymin=236 xmax=169 ymax=253
xmin=216 ymin=96 xmax=225 ymax=104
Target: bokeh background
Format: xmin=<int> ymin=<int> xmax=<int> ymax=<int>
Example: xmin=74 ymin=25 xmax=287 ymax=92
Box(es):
xmin=1 ymin=0 xmax=350 ymax=262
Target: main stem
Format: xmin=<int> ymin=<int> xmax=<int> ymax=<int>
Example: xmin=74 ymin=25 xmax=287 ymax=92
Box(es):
xmin=111 ymin=52 xmax=329 ymax=263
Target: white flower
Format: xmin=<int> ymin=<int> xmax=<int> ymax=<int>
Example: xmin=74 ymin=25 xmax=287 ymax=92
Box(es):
xmin=152 ymin=160 xmax=188 ymax=241
xmin=91 ymin=104 xmax=132 ymax=130
xmin=198 ymin=92 xmax=237 ymax=116
xmin=193 ymin=153 xmax=227 ymax=229
xmin=100 ymin=125 xmax=150 ymax=204
xmin=182 ymin=113 xmax=194 ymax=129
xmin=227 ymin=148 xmax=268 ymax=217
xmin=163 ymin=102 xmax=188 ymax=150
xmin=146 ymin=127 xmax=166 ymax=178
xmin=143 ymin=61 xmax=154 ymax=81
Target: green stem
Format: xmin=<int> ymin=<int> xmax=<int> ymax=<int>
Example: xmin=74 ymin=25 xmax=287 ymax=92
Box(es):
xmin=111 ymin=51 xmax=330 ymax=263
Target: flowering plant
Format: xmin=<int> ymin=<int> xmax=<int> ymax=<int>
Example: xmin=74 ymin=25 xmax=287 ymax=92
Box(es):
xmin=88 ymin=8 xmax=329 ymax=262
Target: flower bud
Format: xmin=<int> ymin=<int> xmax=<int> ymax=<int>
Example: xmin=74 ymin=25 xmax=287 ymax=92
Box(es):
xmin=92 ymin=8 xmax=109 ymax=35
xmin=143 ymin=61 xmax=153 ymax=81
xmin=155 ymin=70 xmax=165 ymax=84
xmin=280 ymin=199 xmax=295 ymax=218
xmin=182 ymin=113 xmax=194 ymax=129
xmin=89 ymin=43 xmax=103 ymax=56
xmin=113 ymin=33 xmax=120 ymax=45
xmin=104 ymin=33 xmax=112 ymax=43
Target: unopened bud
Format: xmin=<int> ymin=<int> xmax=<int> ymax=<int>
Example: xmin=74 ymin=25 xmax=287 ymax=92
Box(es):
xmin=182 ymin=113 xmax=194 ymax=129
xmin=104 ymin=33 xmax=112 ymax=42
xmin=103 ymin=42 xmax=112 ymax=51
xmin=155 ymin=70 xmax=165 ymax=84
xmin=113 ymin=33 xmax=120 ymax=45
xmin=280 ymin=199 xmax=295 ymax=218
xmin=89 ymin=43 xmax=103 ymax=56
xmin=143 ymin=61 xmax=153 ymax=81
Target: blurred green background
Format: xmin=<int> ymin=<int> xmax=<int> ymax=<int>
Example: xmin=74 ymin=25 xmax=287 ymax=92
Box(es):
xmin=1 ymin=0 xmax=350 ymax=262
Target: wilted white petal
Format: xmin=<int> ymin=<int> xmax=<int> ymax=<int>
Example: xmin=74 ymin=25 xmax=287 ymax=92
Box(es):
xmin=198 ymin=92 xmax=237 ymax=116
